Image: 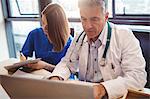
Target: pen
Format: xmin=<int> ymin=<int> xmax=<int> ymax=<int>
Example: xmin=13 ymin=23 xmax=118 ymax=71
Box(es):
xmin=20 ymin=51 xmax=26 ymax=62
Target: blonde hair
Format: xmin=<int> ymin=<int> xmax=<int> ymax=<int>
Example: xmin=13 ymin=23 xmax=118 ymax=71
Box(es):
xmin=42 ymin=3 xmax=70 ymax=52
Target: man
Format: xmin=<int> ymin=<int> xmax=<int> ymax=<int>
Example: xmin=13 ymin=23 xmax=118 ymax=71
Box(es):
xmin=33 ymin=0 xmax=147 ymax=98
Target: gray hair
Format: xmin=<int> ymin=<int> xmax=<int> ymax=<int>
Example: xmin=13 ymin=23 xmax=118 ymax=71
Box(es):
xmin=78 ymin=0 xmax=108 ymax=10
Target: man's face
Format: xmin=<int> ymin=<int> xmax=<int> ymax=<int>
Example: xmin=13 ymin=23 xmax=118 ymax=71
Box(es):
xmin=80 ymin=6 xmax=108 ymax=41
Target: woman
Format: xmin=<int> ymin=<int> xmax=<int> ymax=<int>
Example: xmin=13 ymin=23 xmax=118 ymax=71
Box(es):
xmin=21 ymin=3 xmax=73 ymax=71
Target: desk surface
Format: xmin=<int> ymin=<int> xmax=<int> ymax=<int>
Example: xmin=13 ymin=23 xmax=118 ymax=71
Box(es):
xmin=0 ymin=58 xmax=150 ymax=99
xmin=0 ymin=58 xmax=18 ymax=99
xmin=0 ymin=85 xmax=10 ymax=99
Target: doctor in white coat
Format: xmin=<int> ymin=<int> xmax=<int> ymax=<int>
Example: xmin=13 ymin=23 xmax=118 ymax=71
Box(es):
xmin=33 ymin=0 xmax=147 ymax=98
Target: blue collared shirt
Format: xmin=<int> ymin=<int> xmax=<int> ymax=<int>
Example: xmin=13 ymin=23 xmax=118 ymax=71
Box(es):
xmin=21 ymin=28 xmax=73 ymax=65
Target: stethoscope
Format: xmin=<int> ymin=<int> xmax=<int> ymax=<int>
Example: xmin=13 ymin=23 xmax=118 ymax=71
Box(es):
xmin=99 ymin=22 xmax=112 ymax=67
xmin=69 ymin=22 xmax=112 ymax=67
xmin=69 ymin=31 xmax=86 ymax=63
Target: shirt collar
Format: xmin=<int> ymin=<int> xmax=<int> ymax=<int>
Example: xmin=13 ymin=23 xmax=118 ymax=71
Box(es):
xmin=83 ymin=23 xmax=108 ymax=46
xmin=99 ymin=23 xmax=108 ymax=46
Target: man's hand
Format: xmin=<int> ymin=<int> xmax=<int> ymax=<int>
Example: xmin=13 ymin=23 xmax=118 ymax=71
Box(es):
xmin=49 ymin=76 xmax=60 ymax=80
xmin=93 ymin=84 xmax=107 ymax=99
xmin=49 ymin=76 xmax=63 ymax=80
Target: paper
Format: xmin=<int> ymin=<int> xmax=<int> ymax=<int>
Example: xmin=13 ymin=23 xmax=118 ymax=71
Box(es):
xmin=31 ymin=69 xmax=52 ymax=77
xmin=12 ymin=70 xmax=44 ymax=79
xmin=0 ymin=58 xmax=19 ymax=75
xmin=12 ymin=69 xmax=52 ymax=79
xmin=0 ymin=58 xmax=19 ymax=67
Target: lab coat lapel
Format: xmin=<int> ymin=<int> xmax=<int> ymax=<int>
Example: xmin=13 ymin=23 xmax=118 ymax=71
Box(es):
xmin=98 ymin=23 xmax=108 ymax=68
xmin=79 ymin=37 xmax=89 ymax=80
xmin=98 ymin=23 xmax=113 ymax=81
xmin=98 ymin=23 xmax=115 ymax=81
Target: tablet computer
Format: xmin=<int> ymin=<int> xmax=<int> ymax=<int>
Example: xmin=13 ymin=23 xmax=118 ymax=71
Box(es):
xmin=4 ymin=58 xmax=41 ymax=70
xmin=4 ymin=58 xmax=41 ymax=74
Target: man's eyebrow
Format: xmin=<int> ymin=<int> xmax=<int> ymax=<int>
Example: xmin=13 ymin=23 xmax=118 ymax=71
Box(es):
xmin=91 ymin=17 xmax=99 ymax=19
xmin=81 ymin=16 xmax=85 ymax=18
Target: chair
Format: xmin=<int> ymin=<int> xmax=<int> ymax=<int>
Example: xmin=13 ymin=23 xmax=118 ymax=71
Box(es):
xmin=133 ymin=31 xmax=150 ymax=88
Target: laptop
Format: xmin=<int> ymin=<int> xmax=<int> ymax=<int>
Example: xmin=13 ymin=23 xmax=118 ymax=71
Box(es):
xmin=0 ymin=75 xmax=94 ymax=99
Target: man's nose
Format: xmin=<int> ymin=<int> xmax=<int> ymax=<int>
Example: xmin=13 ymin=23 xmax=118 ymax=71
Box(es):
xmin=86 ymin=21 xmax=93 ymax=29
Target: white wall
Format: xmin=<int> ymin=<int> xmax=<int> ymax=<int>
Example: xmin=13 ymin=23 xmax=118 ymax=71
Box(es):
xmin=0 ymin=0 xmax=9 ymax=61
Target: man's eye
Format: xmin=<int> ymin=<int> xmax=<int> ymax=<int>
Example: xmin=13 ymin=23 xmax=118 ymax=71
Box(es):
xmin=81 ymin=18 xmax=87 ymax=21
xmin=91 ymin=18 xmax=99 ymax=21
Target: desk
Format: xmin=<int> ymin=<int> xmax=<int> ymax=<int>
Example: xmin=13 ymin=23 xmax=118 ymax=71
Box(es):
xmin=122 ymin=88 xmax=150 ymax=99
xmin=0 ymin=58 xmax=18 ymax=99
xmin=0 ymin=74 xmax=9 ymax=98
xmin=0 ymin=85 xmax=10 ymax=99
xmin=0 ymin=58 xmax=150 ymax=99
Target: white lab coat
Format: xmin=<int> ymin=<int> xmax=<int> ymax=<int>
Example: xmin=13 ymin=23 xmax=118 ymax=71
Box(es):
xmin=51 ymin=23 xmax=147 ymax=99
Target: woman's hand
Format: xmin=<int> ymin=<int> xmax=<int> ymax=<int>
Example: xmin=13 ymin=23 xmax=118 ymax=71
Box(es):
xmin=27 ymin=60 xmax=48 ymax=70
xmin=93 ymin=84 xmax=107 ymax=99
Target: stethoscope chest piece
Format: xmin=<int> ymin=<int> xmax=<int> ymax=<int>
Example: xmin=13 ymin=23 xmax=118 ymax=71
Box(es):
xmin=100 ymin=58 xmax=106 ymax=67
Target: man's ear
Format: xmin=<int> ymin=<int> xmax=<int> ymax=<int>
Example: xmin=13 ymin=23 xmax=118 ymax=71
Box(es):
xmin=105 ymin=12 xmax=109 ymax=21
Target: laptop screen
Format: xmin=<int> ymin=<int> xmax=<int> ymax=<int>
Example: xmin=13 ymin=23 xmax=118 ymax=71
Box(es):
xmin=0 ymin=75 xmax=94 ymax=99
